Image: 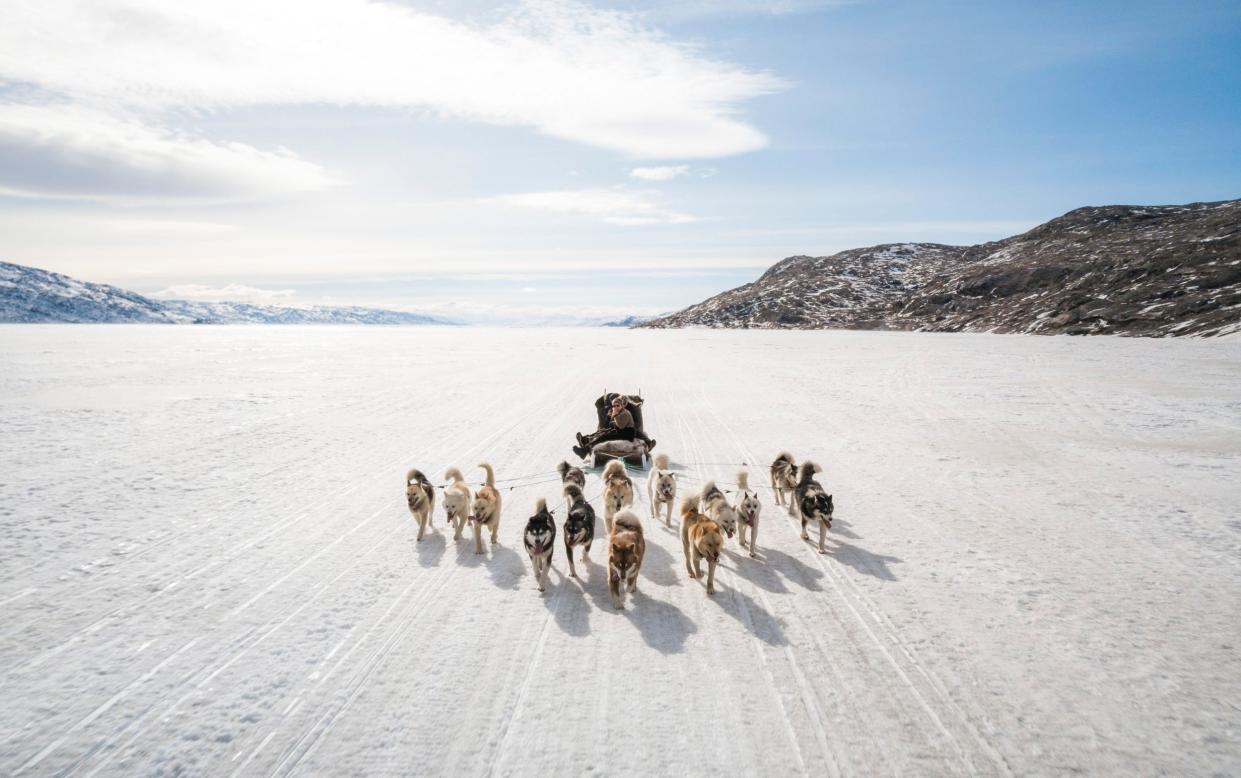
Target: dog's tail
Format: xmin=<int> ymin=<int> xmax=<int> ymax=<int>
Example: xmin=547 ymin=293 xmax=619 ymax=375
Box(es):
xmin=680 ymin=493 xmax=701 ymax=517
xmin=406 ymin=468 xmax=427 ymax=486
xmin=477 ymin=462 xmax=495 ymax=487
xmin=612 ymin=509 xmax=643 ymax=535
xmin=701 ymin=480 xmax=720 ymax=499
xmin=654 ymin=452 xmax=670 ymax=471
xmin=775 ymin=450 xmax=795 ymax=466
xmin=563 ymin=482 xmax=584 ymax=502
xmin=798 ymin=461 xmax=822 ymax=484
xmin=535 ymin=497 xmax=548 ymax=514
xmin=557 ymin=460 xmax=573 ymax=482
xmin=444 ymin=466 xmax=464 ymax=483
xmin=736 ymin=471 xmax=749 ymax=491
xmin=603 ymin=459 xmax=625 ymax=480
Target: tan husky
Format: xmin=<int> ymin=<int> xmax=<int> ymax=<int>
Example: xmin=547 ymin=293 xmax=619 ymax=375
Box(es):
xmin=470 ymin=462 xmax=502 ymax=554
xmin=680 ymin=495 xmax=724 ymax=595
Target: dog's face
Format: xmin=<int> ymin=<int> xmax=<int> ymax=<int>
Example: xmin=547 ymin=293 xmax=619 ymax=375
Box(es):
xmin=653 ymin=472 xmax=676 ymax=501
xmin=736 ymin=491 xmax=761 ymax=525
xmin=606 ymin=478 xmax=632 ymax=508
xmin=693 ymin=521 xmax=724 ymax=562
xmin=610 ymin=537 xmax=640 ymax=582
xmin=407 ymin=482 xmax=430 ymax=510
xmin=525 ymin=512 xmax=555 ymax=554
xmin=472 ymin=490 xmax=497 ymax=522
xmin=443 ymin=490 xmax=468 ymax=520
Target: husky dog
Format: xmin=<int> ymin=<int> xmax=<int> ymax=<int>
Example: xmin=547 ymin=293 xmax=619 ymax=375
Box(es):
xmin=405 ymin=468 xmax=436 ymax=541
xmin=557 ymin=460 xmax=586 ymax=489
xmin=523 ymin=498 xmax=556 ymax=592
xmin=699 ymin=480 xmax=738 ymax=541
xmin=646 ymin=453 xmax=677 ymax=525
xmin=562 ymin=483 xmax=596 ymax=578
xmin=602 ymin=459 xmax=635 ymax=533
xmin=733 ymin=471 xmax=762 ymax=558
xmin=770 ymin=451 xmax=798 ymax=510
xmin=607 ymin=509 xmax=645 ymax=609
xmin=793 ymin=461 xmax=835 ymax=553
xmin=470 ymin=462 xmax=502 ymax=555
xmin=442 ymin=467 xmax=471 ymax=541
xmin=680 ymin=495 xmax=724 ymax=595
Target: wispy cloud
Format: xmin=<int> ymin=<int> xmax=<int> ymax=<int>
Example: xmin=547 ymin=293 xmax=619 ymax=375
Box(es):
xmin=0 ymin=0 xmax=783 ymax=161
xmin=490 ymin=187 xmax=699 ymax=225
xmin=629 ymin=165 xmax=691 ymax=181
xmin=0 ymin=105 xmax=335 ymax=202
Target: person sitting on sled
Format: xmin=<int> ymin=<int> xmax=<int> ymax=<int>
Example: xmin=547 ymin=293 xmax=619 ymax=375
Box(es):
xmin=573 ymin=396 xmax=653 ymax=458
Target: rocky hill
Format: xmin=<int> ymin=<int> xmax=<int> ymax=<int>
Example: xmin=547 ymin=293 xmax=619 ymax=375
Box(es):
xmin=641 ymin=198 xmax=1241 ymax=337
xmin=0 ymin=261 xmax=453 ymax=326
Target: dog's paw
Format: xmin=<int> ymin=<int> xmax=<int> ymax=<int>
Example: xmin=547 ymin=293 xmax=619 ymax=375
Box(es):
xmin=749 ymin=551 xmax=757 ymax=558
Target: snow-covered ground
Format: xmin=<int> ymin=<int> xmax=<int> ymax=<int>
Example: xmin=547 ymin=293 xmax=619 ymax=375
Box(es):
xmin=2 ymin=325 xmax=1239 ymax=776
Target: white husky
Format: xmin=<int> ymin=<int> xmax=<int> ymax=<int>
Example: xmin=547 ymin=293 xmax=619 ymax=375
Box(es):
xmin=646 ymin=453 xmax=677 ymax=525
xmin=732 ymin=471 xmax=762 ymax=558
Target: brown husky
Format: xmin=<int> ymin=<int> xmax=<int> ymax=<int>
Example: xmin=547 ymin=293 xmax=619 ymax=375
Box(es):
xmin=680 ymin=495 xmax=724 ymax=595
xmin=607 ymin=509 xmax=645 ymax=609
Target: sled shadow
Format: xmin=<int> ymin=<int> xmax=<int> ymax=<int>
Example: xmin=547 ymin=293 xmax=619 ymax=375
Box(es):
xmin=825 ymin=540 xmax=901 ymax=582
xmin=624 ymin=592 xmax=697 ymax=655
xmin=415 ymin=533 xmax=446 ymax=567
xmin=707 ymin=586 xmax=786 ymax=647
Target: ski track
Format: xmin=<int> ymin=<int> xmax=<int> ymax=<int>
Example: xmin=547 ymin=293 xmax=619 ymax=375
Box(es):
xmin=2 ymin=326 xmax=1240 ymax=776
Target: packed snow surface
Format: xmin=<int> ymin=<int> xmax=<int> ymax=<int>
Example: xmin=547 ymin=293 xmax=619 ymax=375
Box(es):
xmin=2 ymin=326 xmax=1239 ymax=776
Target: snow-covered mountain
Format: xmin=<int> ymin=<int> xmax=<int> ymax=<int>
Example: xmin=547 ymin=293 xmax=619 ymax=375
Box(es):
xmin=0 ymin=262 xmax=453 ymax=325
xmin=642 ymin=198 xmax=1241 ymax=337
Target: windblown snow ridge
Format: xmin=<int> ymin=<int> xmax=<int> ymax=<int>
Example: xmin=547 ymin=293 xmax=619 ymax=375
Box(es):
xmin=641 ymin=198 xmax=1241 ymax=337
xmin=0 ymin=261 xmax=454 ymax=325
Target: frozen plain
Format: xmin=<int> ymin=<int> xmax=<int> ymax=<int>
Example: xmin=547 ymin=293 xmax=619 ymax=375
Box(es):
xmin=1 ymin=325 xmax=1239 ymax=777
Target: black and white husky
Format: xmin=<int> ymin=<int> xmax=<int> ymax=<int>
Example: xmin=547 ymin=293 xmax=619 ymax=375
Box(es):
xmin=770 ymin=451 xmax=798 ymax=512
xmin=523 ymin=498 xmax=557 ymax=592
xmin=557 ymin=460 xmax=586 ymax=489
xmin=733 ymin=471 xmax=762 ymax=558
xmin=793 ymin=462 xmax=834 ymax=553
xmin=562 ymin=483 xmax=596 ymax=578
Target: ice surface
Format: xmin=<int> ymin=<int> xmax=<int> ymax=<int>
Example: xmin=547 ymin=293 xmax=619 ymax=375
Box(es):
xmin=2 ymin=325 xmax=1240 ymax=775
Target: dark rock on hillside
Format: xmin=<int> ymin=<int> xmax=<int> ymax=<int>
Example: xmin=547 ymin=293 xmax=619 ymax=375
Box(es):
xmin=640 ymin=198 xmax=1240 ymax=337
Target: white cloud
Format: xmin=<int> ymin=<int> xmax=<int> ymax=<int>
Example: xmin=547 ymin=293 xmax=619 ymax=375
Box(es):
xmin=104 ymin=218 xmax=239 ymax=235
xmin=0 ymin=105 xmax=335 ymax=201
xmin=629 ymin=165 xmax=690 ymax=181
xmin=152 ymin=283 xmax=298 ymax=303
xmin=490 ymin=187 xmax=699 ymax=225
xmin=0 ymin=0 xmax=783 ymax=160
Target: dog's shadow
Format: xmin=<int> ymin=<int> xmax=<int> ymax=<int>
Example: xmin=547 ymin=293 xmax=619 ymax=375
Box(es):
xmin=640 ymin=537 xmax=678 ymax=587
xmin=707 ymin=586 xmax=787 ymax=647
xmin=414 ymin=532 xmax=446 ymax=567
xmin=485 ymin=543 xmax=526 ymax=589
xmin=454 ymin=536 xmax=486 ymax=568
xmin=623 ymin=591 xmax=697 ymax=655
xmin=547 ymin=564 xmax=591 ymax=638
xmin=825 ymin=540 xmax=901 ymax=581
xmin=744 ymin=547 xmax=825 ymax=593
xmin=829 ymin=516 xmax=862 ymax=540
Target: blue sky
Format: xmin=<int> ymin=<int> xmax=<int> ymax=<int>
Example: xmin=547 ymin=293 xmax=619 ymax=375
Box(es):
xmin=1 ymin=0 xmax=1238 ymax=323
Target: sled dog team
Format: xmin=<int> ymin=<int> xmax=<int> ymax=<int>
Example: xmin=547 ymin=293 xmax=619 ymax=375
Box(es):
xmin=405 ymin=451 xmax=834 ymax=608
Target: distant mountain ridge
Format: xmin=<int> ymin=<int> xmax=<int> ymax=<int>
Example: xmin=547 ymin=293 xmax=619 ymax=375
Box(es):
xmin=641 ymin=198 xmax=1241 ymax=337
xmin=0 ymin=262 xmax=454 ymax=325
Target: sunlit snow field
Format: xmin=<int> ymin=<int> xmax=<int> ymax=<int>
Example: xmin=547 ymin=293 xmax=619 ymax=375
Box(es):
xmin=2 ymin=325 xmax=1239 ymax=776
